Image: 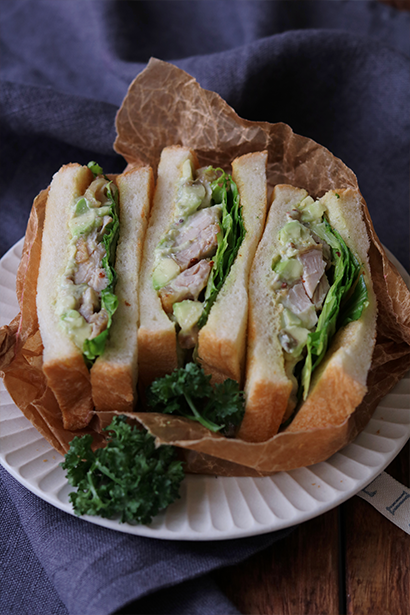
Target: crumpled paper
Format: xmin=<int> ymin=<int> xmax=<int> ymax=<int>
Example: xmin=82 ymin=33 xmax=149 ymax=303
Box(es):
xmin=1 ymin=58 xmax=409 ymax=474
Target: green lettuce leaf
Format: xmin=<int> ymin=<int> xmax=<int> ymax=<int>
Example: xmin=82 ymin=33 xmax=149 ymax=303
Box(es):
xmin=82 ymin=173 xmax=120 ymax=362
xmin=300 ymin=219 xmax=366 ymax=399
xmin=197 ymin=169 xmax=245 ymax=328
xmin=87 ymin=160 xmax=105 ymax=178
xmin=337 ymin=273 xmax=369 ymax=328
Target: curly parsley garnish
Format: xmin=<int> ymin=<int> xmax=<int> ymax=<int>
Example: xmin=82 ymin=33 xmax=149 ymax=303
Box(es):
xmin=147 ymin=363 xmax=245 ymax=436
xmin=61 ymin=415 xmax=185 ymax=525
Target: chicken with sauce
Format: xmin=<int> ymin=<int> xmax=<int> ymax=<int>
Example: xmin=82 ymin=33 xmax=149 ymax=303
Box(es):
xmin=152 ymin=163 xmax=225 ymax=350
xmin=56 ymin=176 xmax=117 ymax=344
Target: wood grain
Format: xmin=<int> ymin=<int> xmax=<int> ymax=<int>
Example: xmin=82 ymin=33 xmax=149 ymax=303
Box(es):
xmin=379 ymin=0 xmax=410 ymax=11
xmin=217 ymin=443 xmax=409 ymax=614
xmin=344 ymin=442 xmax=410 ymax=615
xmin=216 ymin=508 xmax=340 ymax=614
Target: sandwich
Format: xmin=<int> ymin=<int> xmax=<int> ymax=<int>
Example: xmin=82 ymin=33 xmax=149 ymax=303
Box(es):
xmin=238 ymin=185 xmax=377 ymax=442
xmin=138 ymin=146 xmax=268 ymax=388
xmin=36 ymin=162 xmax=154 ymax=430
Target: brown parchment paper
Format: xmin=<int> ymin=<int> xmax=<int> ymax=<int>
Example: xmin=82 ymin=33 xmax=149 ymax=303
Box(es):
xmin=1 ymin=58 xmax=409 ymax=475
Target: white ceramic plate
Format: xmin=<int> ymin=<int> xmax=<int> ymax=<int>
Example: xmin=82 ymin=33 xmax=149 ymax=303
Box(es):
xmin=1 ymin=238 xmax=409 ymax=540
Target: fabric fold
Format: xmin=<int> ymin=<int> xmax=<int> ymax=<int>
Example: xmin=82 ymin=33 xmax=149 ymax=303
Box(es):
xmin=0 ymin=466 xmax=293 ymax=615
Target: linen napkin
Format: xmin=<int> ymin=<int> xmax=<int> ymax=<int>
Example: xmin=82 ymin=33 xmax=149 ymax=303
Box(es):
xmin=2 ymin=464 xmax=293 ymax=615
xmin=1 ymin=2 xmax=409 ymax=614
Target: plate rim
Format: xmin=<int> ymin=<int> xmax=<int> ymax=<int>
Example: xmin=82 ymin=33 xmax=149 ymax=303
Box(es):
xmin=1 ymin=237 xmax=409 ymax=541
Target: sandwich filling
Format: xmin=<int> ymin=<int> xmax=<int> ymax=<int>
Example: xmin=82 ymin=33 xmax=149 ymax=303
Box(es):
xmin=272 ymin=194 xmax=369 ymax=401
xmin=152 ymin=160 xmax=245 ymax=350
xmin=55 ymin=162 xmax=119 ymax=362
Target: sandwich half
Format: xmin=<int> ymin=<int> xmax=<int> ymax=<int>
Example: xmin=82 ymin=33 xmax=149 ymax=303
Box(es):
xmin=90 ymin=166 xmax=154 ymax=412
xmin=238 ymin=185 xmax=377 ymax=442
xmin=138 ymin=146 xmax=268 ymax=389
xmin=37 ymin=162 xmax=153 ymax=429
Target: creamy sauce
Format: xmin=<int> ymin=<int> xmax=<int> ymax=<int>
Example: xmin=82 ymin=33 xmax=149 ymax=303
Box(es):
xmin=152 ymin=161 xmax=222 ymax=348
xmin=56 ymin=177 xmax=117 ymax=350
xmin=273 ymin=196 xmax=330 ymax=361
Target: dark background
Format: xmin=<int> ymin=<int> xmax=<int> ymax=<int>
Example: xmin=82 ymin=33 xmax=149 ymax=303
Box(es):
xmin=1 ymin=0 xmax=409 ymax=267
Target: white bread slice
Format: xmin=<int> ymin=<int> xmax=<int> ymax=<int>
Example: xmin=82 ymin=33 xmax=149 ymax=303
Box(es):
xmin=196 ymin=150 xmax=268 ymax=385
xmin=91 ymin=166 xmax=154 ymax=412
xmin=238 ymin=185 xmax=377 ymax=442
xmin=137 ymin=146 xmax=198 ymax=388
xmin=238 ymin=185 xmax=307 ymax=441
xmin=285 ymin=188 xmax=377 ymax=432
xmin=36 ymin=164 xmax=94 ymax=430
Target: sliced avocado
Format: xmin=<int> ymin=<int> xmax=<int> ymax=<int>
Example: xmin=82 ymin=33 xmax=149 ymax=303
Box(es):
xmin=299 ymin=199 xmax=326 ymax=223
xmin=278 ymin=220 xmax=312 ymax=246
xmin=152 ymin=257 xmax=180 ymax=290
xmin=281 ymin=307 xmax=302 ymax=328
xmin=177 ymin=181 xmax=206 ymax=217
xmin=279 ymin=325 xmax=309 ymax=357
xmin=96 ymin=205 xmax=112 ymax=217
xmin=173 ymin=300 xmax=203 ymax=331
xmin=70 ymin=197 xmax=112 ymax=237
xmin=69 ymin=210 xmax=97 ymax=238
xmin=298 ymin=196 xmax=315 ymax=210
xmin=273 ymin=256 xmax=303 ymax=283
xmin=181 ymin=159 xmax=193 ymax=181
xmin=60 ymin=309 xmax=92 ymax=348
xmin=74 ymin=197 xmax=89 ymax=216
xmin=176 ymin=161 xmax=207 ymax=216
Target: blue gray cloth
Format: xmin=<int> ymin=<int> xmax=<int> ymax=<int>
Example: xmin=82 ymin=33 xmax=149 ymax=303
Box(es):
xmin=1 ymin=2 xmax=409 ymax=614
xmin=2 ymin=464 xmax=287 ymax=615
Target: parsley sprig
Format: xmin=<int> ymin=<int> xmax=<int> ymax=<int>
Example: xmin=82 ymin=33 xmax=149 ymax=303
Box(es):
xmin=147 ymin=363 xmax=245 ymax=436
xmin=61 ymin=416 xmax=185 ymax=525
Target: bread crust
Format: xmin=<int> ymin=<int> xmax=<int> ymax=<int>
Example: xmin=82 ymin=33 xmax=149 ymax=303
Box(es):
xmin=137 ymin=326 xmax=180 ymax=386
xmin=197 ymin=151 xmax=268 ymax=385
xmin=37 ymin=164 xmax=94 ymax=430
xmin=91 ymin=165 xmax=154 ymax=412
xmin=285 ymin=348 xmax=366 ymax=432
xmin=238 ymin=378 xmax=293 ymax=442
xmin=90 ymin=362 xmax=134 ymax=411
xmin=238 ymin=185 xmax=307 ymax=441
xmin=240 ymin=185 xmax=377 ymax=442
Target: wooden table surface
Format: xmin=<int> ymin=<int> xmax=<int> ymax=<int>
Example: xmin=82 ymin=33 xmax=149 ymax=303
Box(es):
xmin=217 ymin=440 xmax=409 ymax=614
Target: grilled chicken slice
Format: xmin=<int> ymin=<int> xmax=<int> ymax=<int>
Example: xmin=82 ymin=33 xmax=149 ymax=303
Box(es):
xmin=298 ymin=248 xmax=326 ymax=299
xmin=79 ymin=287 xmax=100 ymax=322
xmin=173 ymin=206 xmax=221 ymax=271
xmin=89 ymin=308 xmax=109 ymax=339
xmin=74 ymin=237 xmax=108 ymax=292
xmin=159 ymin=259 xmax=213 ymax=314
xmin=282 ymin=282 xmax=318 ymax=329
xmin=312 ymin=273 xmax=330 ymax=309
